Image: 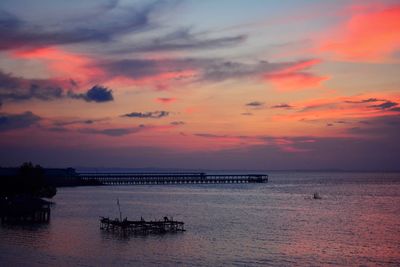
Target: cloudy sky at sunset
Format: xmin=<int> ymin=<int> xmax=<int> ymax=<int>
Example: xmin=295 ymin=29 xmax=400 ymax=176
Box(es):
xmin=1 ymin=0 xmax=399 ymax=170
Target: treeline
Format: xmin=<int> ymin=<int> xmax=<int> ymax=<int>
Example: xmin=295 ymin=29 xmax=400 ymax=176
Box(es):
xmin=0 ymin=162 xmax=57 ymax=198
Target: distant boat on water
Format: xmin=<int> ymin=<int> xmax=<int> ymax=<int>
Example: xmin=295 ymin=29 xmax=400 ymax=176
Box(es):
xmin=313 ymin=192 xmax=322 ymax=199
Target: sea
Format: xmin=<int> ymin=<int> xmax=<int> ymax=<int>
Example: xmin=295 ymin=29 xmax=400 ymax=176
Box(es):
xmin=1 ymin=171 xmax=399 ymax=266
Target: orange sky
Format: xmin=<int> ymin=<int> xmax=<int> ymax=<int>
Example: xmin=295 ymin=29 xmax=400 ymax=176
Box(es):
xmin=0 ymin=0 xmax=399 ymax=170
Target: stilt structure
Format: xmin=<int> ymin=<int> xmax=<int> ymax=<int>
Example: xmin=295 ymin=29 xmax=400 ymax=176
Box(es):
xmin=0 ymin=197 xmax=51 ymax=224
xmin=100 ymin=216 xmax=185 ymax=235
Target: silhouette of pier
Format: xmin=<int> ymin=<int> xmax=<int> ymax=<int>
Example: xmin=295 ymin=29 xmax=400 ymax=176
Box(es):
xmin=78 ymin=172 xmax=268 ymax=185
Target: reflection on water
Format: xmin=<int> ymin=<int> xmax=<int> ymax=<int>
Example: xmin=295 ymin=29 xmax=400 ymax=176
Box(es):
xmin=1 ymin=172 xmax=400 ymax=266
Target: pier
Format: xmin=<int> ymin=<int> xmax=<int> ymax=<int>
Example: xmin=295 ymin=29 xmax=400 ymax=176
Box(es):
xmin=100 ymin=216 xmax=185 ymax=235
xmin=78 ymin=172 xmax=268 ymax=185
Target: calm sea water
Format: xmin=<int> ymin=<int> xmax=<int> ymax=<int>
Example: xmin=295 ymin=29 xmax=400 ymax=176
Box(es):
xmin=1 ymin=172 xmax=400 ymax=266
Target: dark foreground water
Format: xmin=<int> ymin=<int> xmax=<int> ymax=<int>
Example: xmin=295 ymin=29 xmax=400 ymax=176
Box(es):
xmin=1 ymin=172 xmax=400 ymax=266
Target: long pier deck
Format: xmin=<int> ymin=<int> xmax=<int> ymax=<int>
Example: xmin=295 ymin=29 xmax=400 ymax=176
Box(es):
xmin=78 ymin=172 xmax=268 ymax=185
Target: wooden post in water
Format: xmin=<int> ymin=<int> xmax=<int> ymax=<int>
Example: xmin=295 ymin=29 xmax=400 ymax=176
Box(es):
xmin=117 ymin=198 xmax=122 ymax=221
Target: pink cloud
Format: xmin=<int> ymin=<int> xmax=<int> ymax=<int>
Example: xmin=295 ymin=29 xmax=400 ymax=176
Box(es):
xmin=9 ymin=46 xmax=200 ymax=92
xmin=319 ymin=4 xmax=400 ymax=62
xmin=10 ymin=46 xmax=104 ymax=85
xmin=264 ymin=59 xmax=329 ymax=91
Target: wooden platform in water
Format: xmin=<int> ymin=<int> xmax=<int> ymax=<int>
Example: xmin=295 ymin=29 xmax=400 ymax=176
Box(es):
xmin=100 ymin=216 xmax=185 ymax=235
xmin=79 ymin=172 xmax=268 ymax=185
xmin=0 ymin=197 xmax=51 ymax=224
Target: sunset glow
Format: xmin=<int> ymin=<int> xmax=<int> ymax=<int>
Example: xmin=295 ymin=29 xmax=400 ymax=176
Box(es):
xmin=1 ymin=0 xmax=399 ymax=170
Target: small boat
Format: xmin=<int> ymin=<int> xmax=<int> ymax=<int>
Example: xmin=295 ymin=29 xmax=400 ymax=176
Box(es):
xmin=313 ymin=192 xmax=322 ymax=199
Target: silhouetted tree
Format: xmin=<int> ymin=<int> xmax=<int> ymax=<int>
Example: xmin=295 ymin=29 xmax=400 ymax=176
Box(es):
xmin=0 ymin=162 xmax=56 ymax=198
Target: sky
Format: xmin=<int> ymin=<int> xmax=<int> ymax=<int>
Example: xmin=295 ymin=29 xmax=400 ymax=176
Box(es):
xmin=0 ymin=0 xmax=400 ymax=170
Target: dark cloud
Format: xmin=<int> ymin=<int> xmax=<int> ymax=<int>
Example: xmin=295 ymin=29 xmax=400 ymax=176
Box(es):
xmin=115 ymin=28 xmax=247 ymax=53
xmin=0 ymin=71 xmax=66 ymax=102
xmin=345 ymin=98 xmax=400 ymax=112
xmin=122 ymin=111 xmax=169 ymax=119
xmin=98 ymin=57 xmax=317 ymax=84
xmin=295 ymin=97 xmax=400 ymax=117
xmin=241 ymin=112 xmax=253 ymax=116
xmin=0 ymin=71 xmax=114 ymax=104
xmin=6 ymin=84 xmax=64 ymax=101
xmin=0 ymin=10 xmax=22 ymax=34
xmin=201 ymin=58 xmax=324 ymax=84
xmin=1 ymin=1 xmax=248 ymax=56
xmin=83 ymin=119 xmax=95 ymax=124
xmin=69 ymin=79 xmax=79 ymax=87
xmin=300 ymin=103 xmax=337 ymax=112
xmin=97 ymin=58 xmax=206 ymax=80
xmin=98 ymin=59 xmax=162 ymax=79
xmin=271 ymin=103 xmax=293 ymax=109
xmin=345 ymin=98 xmax=383 ymax=104
xmin=69 ymin=85 xmax=114 ymax=103
xmin=246 ymin=101 xmax=264 ymax=107
xmin=78 ymin=126 xmax=145 ymax=136
xmin=0 ymin=1 xmax=170 ymax=50
xmin=201 ymin=60 xmax=289 ymax=82
xmin=194 ymin=133 xmax=257 ymax=141
xmin=53 ymin=118 xmax=105 ymax=127
xmin=195 ymin=133 xmax=229 ymax=138
xmin=369 ymin=101 xmax=398 ymax=110
xmin=170 ymin=121 xmax=185 ymax=126
xmin=0 ymin=111 xmax=41 ymax=132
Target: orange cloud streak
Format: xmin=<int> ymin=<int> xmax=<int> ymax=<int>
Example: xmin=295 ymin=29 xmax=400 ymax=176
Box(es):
xmin=11 ymin=46 xmax=104 ymax=84
xmin=264 ymin=59 xmax=329 ymax=91
xmin=272 ymin=94 xmax=400 ymax=123
xmin=319 ymin=4 xmax=400 ymax=62
xmin=155 ymin=97 xmax=177 ymax=104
